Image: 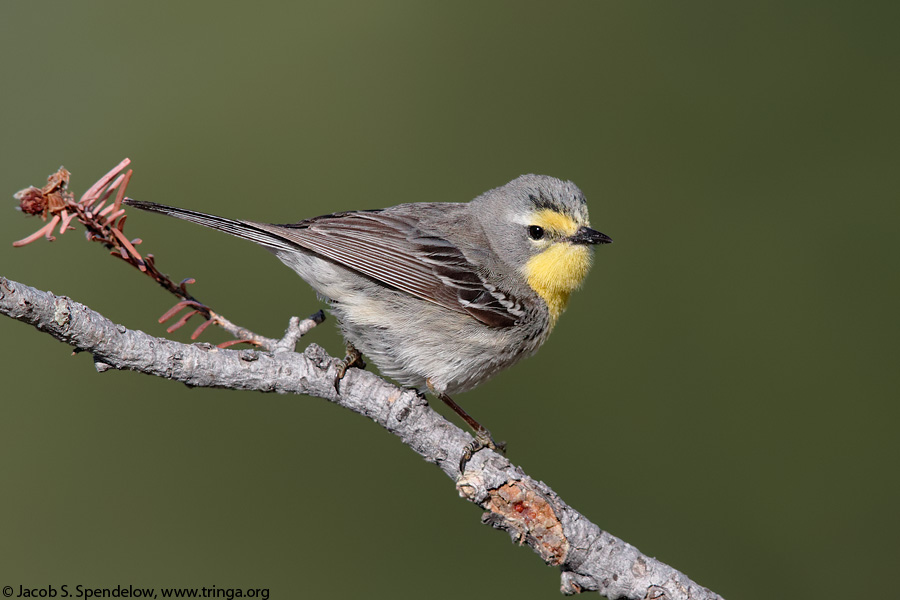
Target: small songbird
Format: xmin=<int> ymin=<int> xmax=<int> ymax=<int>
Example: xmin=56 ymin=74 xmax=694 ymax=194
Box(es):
xmin=125 ymin=174 xmax=611 ymax=470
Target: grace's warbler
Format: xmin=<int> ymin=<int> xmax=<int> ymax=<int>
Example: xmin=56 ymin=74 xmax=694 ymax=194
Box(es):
xmin=126 ymin=175 xmax=611 ymax=470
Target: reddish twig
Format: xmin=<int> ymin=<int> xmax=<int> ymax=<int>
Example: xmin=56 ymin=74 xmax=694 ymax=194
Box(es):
xmin=11 ymin=161 xmax=321 ymax=351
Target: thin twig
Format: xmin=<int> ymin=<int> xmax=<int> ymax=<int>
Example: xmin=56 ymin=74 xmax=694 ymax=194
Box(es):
xmin=12 ymin=161 xmax=310 ymax=350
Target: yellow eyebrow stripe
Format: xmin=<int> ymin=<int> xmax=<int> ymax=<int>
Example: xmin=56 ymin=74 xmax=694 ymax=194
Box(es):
xmin=531 ymin=209 xmax=582 ymax=236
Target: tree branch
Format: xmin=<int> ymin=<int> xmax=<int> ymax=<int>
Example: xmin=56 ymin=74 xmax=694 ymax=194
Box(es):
xmin=0 ymin=275 xmax=724 ymax=600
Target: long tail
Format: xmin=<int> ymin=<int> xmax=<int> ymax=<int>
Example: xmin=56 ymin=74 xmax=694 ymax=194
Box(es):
xmin=123 ymin=199 xmax=299 ymax=253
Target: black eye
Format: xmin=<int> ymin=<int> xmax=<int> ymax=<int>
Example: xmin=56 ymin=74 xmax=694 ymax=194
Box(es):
xmin=528 ymin=225 xmax=545 ymax=240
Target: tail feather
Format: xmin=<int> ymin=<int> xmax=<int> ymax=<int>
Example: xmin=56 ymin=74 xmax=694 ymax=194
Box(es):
xmin=123 ymin=199 xmax=298 ymax=253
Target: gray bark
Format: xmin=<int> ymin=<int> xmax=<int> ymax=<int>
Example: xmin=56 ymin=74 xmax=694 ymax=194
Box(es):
xmin=0 ymin=275 xmax=724 ymax=600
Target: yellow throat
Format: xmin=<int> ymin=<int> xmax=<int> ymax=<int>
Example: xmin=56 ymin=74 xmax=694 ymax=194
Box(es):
xmin=522 ymin=210 xmax=593 ymax=326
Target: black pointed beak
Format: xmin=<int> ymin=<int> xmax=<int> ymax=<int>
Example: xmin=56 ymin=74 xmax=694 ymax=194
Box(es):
xmin=570 ymin=226 xmax=612 ymax=245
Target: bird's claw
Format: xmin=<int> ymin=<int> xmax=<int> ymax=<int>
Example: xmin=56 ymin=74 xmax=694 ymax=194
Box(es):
xmin=333 ymin=343 xmax=366 ymax=393
xmin=459 ymin=429 xmax=506 ymax=473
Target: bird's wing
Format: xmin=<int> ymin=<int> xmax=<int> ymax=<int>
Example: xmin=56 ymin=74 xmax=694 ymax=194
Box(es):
xmin=255 ymin=210 xmax=525 ymax=328
xmin=122 ymin=200 xmax=526 ymax=328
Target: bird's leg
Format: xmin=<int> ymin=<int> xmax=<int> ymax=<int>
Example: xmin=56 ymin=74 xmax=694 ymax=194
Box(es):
xmin=427 ymin=381 xmax=506 ymax=472
xmin=333 ymin=342 xmax=366 ymax=393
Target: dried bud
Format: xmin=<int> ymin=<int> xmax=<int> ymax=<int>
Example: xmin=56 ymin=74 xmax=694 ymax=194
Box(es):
xmin=43 ymin=167 xmax=70 ymax=195
xmin=15 ymin=187 xmax=47 ymax=216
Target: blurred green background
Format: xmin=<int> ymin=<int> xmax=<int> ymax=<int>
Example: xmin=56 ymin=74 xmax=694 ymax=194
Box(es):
xmin=1 ymin=2 xmax=897 ymax=598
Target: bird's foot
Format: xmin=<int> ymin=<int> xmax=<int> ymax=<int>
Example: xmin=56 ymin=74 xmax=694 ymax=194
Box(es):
xmin=459 ymin=429 xmax=507 ymax=473
xmin=334 ymin=342 xmax=366 ymax=393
